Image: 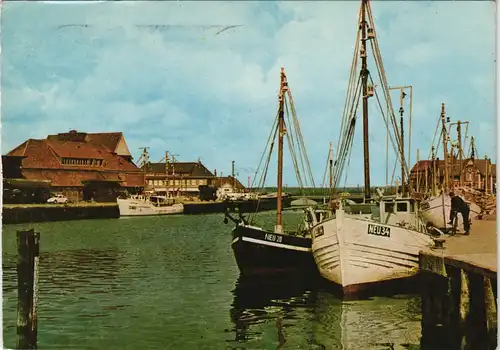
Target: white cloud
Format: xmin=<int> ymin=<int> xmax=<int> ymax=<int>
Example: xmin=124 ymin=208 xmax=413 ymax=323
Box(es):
xmin=1 ymin=1 xmax=496 ymax=186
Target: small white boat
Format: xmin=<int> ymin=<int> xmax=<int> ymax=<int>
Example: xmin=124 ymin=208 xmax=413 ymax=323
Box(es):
xmin=420 ymin=192 xmax=481 ymax=230
xmin=117 ymin=194 xmax=184 ymax=216
xmin=310 ymin=197 xmax=435 ymax=295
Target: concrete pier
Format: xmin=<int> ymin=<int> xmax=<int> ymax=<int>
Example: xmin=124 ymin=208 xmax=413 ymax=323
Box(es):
xmin=419 ymin=219 xmax=497 ymax=350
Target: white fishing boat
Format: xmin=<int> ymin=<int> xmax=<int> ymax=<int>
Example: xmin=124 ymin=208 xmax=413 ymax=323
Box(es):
xmin=309 ymin=197 xmax=434 ymax=294
xmin=414 ymin=105 xmax=483 ymax=230
xmin=117 ymin=194 xmax=184 ymax=216
xmin=420 ymin=191 xmax=481 ymax=230
xmin=310 ymin=0 xmax=436 ymax=295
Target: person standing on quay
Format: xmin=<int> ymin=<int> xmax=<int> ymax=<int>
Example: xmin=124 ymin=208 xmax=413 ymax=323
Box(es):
xmin=448 ymin=191 xmax=470 ymax=235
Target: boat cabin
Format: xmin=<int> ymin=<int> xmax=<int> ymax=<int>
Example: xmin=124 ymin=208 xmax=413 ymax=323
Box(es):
xmin=150 ymin=195 xmax=175 ymax=207
xmin=375 ymin=198 xmax=423 ymax=229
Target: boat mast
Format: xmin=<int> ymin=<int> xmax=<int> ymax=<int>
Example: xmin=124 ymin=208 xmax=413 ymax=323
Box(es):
xmin=361 ymin=0 xmax=371 ymax=200
xmin=138 ymin=147 xmax=150 ymax=193
xmin=431 ymin=145 xmax=437 ymax=196
xmin=440 ymin=103 xmax=450 ymax=190
xmin=165 ymin=151 xmax=170 ymax=196
xmin=275 ymin=67 xmax=288 ymax=233
xmin=399 ymin=91 xmax=405 ymax=196
xmin=457 ymin=121 xmax=463 ymax=186
xmin=329 ymin=142 xmax=333 ymax=199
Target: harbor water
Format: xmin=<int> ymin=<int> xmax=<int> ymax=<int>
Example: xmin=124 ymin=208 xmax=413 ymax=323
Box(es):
xmin=3 ymin=211 xmax=424 ymax=349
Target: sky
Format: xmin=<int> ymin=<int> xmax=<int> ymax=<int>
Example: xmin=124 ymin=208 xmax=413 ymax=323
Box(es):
xmin=1 ymin=1 xmax=496 ymax=188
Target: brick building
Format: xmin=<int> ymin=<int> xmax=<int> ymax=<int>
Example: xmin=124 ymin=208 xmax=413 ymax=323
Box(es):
xmin=143 ymin=162 xmax=246 ymax=196
xmin=5 ymin=130 xmax=146 ymax=202
xmin=143 ymin=161 xmax=215 ymax=196
xmin=410 ymin=155 xmax=496 ymax=193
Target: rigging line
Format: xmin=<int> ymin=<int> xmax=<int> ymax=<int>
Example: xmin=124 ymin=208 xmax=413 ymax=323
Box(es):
xmin=286 ymin=92 xmax=307 ymax=187
xmin=255 ymin=117 xmax=279 ymax=191
xmin=250 ymin=111 xmax=279 ymax=190
xmin=322 ymin=145 xmax=334 ymax=197
xmin=390 ymin=150 xmax=399 ymax=189
xmin=434 ymin=131 xmax=442 ymax=156
xmin=462 ymin=123 xmax=469 ymax=159
xmin=427 ymin=114 xmax=442 ymax=160
xmin=366 ymin=6 xmax=403 ymax=153
xmin=321 ymin=146 xmax=331 ymax=188
xmin=283 ymin=103 xmax=306 ymax=191
xmin=284 ymin=120 xmax=306 ymax=193
xmin=369 ymin=74 xmax=405 ymax=177
xmin=287 ymin=89 xmax=315 ymax=188
xmin=284 ymin=96 xmax=297 ymax=155
xmin=341 ymin=129 xmax=356 ymax=190
xmin=285 ymin=91 xmax=313 ymax=191
xmin=333 ymin=75 xmax=363 ymax=188
xmin=334 ymin=73 xmax=362 ymax=182
xmin=250 ymin=125 xmax=278 ymax=222
xmin=369 ymin=40 xmax=401 ymax=149
xmin=370 ymin=47 xmax=406 ymax=176
xmin=287 ymin=88 xmax=316 ymax=187
xmin=337 ymin=22 xmax=361 ymax=161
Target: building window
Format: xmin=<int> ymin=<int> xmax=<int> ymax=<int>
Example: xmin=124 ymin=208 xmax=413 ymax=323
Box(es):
xmin=148 ymin=180 xmax=153 ymax=185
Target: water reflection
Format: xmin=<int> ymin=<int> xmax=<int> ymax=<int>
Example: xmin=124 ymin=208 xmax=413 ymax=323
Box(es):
xmin=312 ymin=292 xmax=422 ymax=349
xmin=3 ymin=247 xmax=129 ymax=343
xmin=229 ymin=274 xmax=422 ymax=349
xmin=229 ymin=273 xmax=318 ymax=345
xmin=3 ymin=248 xmax=124 ymax=295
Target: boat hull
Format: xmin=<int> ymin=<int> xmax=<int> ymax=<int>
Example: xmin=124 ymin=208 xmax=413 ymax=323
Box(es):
xmin=311 ymin=209 xmax=435 ymax=295
xmin=420 ymin=194 xmax=481 ymax=229
xmin=117 ymin=198 xmax=184 ymax=216
xmin=231 ymin=224 xmax=316 ymax=275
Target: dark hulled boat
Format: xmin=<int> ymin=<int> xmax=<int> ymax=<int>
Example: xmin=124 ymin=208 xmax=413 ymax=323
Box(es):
xmin=230 ymin=222 xmax=316 ymax=275
xmin=224 ymin=67 xmax=318 ymax=275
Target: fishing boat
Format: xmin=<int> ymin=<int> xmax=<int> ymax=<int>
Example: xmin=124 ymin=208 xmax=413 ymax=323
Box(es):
xmin=224 ymin=67 xmax=318 ymax=275
xmin=310 ymin=0 xmax=435 ymax=295
xmin=117 ymin=193 xmax=184 ymax=216
xmin=416 ymin=104 xmax=482 ymax=231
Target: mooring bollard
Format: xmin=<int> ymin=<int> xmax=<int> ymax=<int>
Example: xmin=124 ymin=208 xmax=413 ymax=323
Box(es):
xmin=16 ymin=229 xmax=40 ymax=349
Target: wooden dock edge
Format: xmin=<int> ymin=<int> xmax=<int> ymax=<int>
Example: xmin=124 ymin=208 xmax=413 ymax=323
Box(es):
xmin=419 ymin=250 xmax=498 ymax=350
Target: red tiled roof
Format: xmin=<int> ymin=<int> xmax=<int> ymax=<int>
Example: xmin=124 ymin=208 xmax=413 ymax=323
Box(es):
xmin=46 ymin=131 xmax=124 ymax=154
xmin=410 ymin=160 xmax=432 ymax=172
xmin=85 ymin=132 xmax=123 ymax=153
xmin=7 ymin=139 xmax=140 ymax=172
xmin=144 ymin=162 xmax=215 ymax=177
xmin=46 ymin=140 xmax=105 ymax=159
xmin=5 ymin=131 xmax=144 ymax=188
xmin=411 ymin=157 xmax=496 ymax=177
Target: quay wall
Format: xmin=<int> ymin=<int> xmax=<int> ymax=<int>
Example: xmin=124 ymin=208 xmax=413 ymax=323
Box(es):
xmin=419 ymin=220 xmax=497 ymax=350
xmin=3 ymin=197 xmax=289 ymax=224
xmin=2 ymin=204 xmax=120 ymax=225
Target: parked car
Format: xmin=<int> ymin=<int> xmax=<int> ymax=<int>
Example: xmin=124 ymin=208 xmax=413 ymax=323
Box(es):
xmin=47 ymin=194 xmax=68 ymax=204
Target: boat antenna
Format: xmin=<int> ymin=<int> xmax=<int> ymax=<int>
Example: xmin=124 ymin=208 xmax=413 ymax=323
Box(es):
xmin=440 ymin=103 xmax=450 ymax=190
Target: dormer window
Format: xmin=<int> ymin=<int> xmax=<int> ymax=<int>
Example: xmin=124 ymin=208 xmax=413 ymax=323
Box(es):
xmin=61 ymin=157 xmax=105 ymax=167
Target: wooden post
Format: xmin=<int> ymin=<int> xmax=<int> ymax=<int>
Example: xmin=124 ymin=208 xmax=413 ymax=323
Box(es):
xmin=16 ymin=229 xmax=39 ymax=349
